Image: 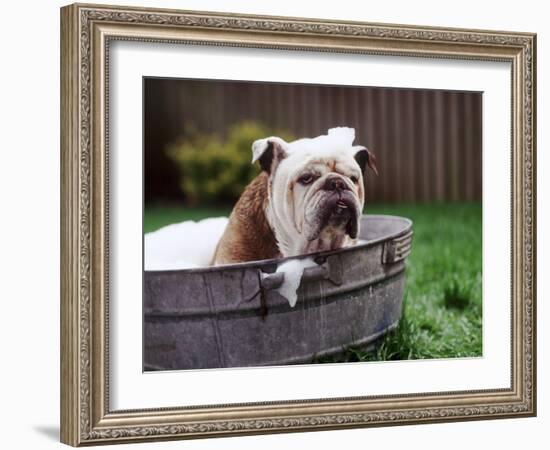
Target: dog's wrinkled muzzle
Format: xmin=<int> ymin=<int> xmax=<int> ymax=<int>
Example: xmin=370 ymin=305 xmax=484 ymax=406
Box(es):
xmin=305 ymin=190 xmax=360 ymax=241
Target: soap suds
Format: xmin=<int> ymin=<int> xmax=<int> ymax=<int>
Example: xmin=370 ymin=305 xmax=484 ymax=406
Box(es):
xmin=144 ymin=217 xmax=228 ymax=271
xmin=272 ymin=258 xmax=318 ymax=307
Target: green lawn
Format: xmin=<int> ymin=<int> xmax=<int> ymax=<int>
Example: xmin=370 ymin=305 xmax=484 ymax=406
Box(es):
xmin=144 ymin=202 xmax=482 ymax=361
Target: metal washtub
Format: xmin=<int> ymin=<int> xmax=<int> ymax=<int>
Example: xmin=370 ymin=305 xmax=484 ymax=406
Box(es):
xmin=144 ymin=215 xmax=413 ymax=370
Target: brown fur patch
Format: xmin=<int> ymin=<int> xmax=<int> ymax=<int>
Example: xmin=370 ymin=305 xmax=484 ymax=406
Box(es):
xmin=212 ymin=172 xmax=280 ymax=264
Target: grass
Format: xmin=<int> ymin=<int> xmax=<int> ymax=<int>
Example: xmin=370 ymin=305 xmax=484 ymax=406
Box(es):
xmin=144 ymin=202 xmax=482 ymax=362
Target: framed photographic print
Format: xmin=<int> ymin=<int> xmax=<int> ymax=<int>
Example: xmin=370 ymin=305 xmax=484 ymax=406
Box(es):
xmin=60 ymin=2 xmax=537 ymax=446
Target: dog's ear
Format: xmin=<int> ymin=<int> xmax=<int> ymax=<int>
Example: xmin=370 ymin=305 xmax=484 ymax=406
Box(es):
xmin=252 ymin=137 xmax=289 ymax=174
xmin=353 ymin=145 xmax=378 ymax=176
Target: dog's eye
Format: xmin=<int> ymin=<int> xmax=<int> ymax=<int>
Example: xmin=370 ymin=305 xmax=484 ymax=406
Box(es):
xmin=350 ymin=176 xmax=359 ymax=184
xmin=298 ymin=173 xmax=315 ymax=185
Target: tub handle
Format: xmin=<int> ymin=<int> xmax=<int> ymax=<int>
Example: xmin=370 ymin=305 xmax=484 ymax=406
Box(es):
xmin=382 ymin=230 xmax=413 ymax=264
xmin=260 ymin=255 xmax=343 ymax=291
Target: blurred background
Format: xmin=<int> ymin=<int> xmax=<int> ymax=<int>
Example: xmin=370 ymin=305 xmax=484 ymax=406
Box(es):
xmin=143 ymin=78 xmax=482 ymax=362
xmin=145 ymin=78 xmax=481 ymax=208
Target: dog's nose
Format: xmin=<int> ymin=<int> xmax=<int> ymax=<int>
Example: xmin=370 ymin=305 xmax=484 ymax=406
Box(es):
xmin=323 ymin=176 xmax=349 ymax=191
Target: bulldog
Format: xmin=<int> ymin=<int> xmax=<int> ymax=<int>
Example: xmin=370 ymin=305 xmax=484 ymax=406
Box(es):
xmin=211 ymin=127 xmax=378 ymax=265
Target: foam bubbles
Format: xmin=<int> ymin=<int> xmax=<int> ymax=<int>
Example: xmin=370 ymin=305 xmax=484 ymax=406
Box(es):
xmin=272 ymin=257 xmax=318 ymax=307
xmin=144 ymin=217 xmax=229 ymax=271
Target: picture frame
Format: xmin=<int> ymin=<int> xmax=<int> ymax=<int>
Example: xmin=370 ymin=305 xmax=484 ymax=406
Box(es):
xmin=60 ymin=2 xmax=536 ymax=446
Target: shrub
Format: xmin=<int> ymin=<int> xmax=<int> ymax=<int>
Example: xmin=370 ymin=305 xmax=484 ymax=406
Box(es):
xmin=167 ymin=122 xmax=293 ymax=205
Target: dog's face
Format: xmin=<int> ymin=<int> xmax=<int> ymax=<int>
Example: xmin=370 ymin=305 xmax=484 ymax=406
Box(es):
xmin=252 ymin=127 xmax=377 ymax=257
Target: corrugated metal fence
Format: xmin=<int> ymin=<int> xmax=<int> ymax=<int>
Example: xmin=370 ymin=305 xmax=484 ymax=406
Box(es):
xmin=144 ymin=78 xmax=482 ymax=203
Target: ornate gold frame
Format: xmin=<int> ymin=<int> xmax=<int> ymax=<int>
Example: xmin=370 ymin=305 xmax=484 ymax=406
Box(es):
xmin=60 ymin=3 xmax=536 ymax=446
